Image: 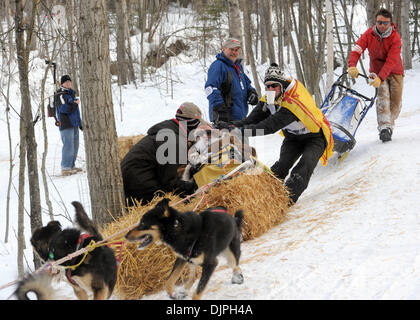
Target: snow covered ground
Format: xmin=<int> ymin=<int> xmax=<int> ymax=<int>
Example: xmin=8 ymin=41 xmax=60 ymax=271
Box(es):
xmin=1 ymin=5 xmax=420 ymax=302
xmin=140 ymin=61 xmax=420 ymax=300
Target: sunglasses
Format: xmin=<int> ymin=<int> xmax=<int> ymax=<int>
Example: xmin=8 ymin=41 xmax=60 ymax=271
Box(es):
xmin=265 ymin=83 xmax=281 ymax=89
xmin=376 ymin=20 xmax=390 ymax=26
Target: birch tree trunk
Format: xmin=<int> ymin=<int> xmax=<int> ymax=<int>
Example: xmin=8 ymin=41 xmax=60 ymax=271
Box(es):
xmin=78 ymin=0 xmax=125 ymax=226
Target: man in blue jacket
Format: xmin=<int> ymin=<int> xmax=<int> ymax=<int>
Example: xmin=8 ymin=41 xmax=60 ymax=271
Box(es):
xmin=205 ymin=38 xmax=258 ymax=124
xmin=56 ymin=75 xmax=82 ymax=176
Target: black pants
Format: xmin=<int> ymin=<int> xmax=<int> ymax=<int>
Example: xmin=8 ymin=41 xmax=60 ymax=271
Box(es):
xmin=270 ymin=131 xmax=326 ymax=203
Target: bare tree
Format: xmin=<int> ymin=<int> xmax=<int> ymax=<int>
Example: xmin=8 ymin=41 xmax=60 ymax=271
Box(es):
xmin=4 ymin=0 xmax=15 ymax=63
xmin=78 ymin=0 xmax=125 ymax=226
xmin=15 ymin=0 xmax=43 ymax=271
xmin=366 ymin=0 xmax=381 ymax=27
xmin=412 ymin=0 xmax=420 ymax=57
xmin=326 ymin=0 xmax=334 ymax=89
xmin=116 ymin=0 xmax=129 ymax=85
xmin=0 ymin=59 xmax=15 ymax=243
xmin=274 ymin=0 xmax=284 ymax=68
xmin=240 ymin=0 xmax=261 ymax=96
xmin=146 ymin=0 xmax=168 ymax=43
xmin=261 ymin=0 xmax=276 ymax=63
xmin=400 ymin=0 xmax=412 ymax=70
xmin=66 ymin=0 xmax=80 ymax=94
xmin=258 ymin=2 xmax=268 ymax=64
xmin=288 ymin=0 xmax=326 ymax=104
xmin=227 ymin=0 xmax=242 ymax=40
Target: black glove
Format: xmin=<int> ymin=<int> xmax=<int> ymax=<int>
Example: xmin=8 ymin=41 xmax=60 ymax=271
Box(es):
xmin=247 ymin=89 xmax=259 ymax=106
xmin=214 ymin=121 xmax=235 ymax=131
xmin=212 ymin=103 xmax=230 ymax=123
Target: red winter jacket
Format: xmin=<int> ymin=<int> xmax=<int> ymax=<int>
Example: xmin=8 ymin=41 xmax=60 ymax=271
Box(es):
xmin=348 ymin=23 xmax=404 ymax=81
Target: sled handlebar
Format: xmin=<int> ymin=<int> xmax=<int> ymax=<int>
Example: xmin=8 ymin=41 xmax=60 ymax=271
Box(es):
xmin=334 ymin=72 xmax=378 ymax=102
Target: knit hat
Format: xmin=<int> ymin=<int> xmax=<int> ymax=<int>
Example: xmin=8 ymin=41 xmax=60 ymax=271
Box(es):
xmin=175 ymin=102 xmax=211 ymax=129
xmin=222 ymin=38 xmax=241 ymax=49
xmin=60 ymin=74 xmax=71 ymax=84
xmin=264 ymin=63 xmax=289 ymax=88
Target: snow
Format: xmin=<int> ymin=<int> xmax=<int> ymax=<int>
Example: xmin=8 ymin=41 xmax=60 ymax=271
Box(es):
xmin=1 ymin=6 xmax=420 ymax=302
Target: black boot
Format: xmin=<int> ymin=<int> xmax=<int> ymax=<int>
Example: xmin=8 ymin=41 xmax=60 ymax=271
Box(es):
xmin=284 ymin=173 xmax=306 ymax=204
xmin=379 ymin=128 xmax=392 ymax=142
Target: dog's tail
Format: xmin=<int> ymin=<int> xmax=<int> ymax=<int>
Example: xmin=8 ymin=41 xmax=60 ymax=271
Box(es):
xmin=15 ymin=273 xmax=56 ymax=300
xmin=72 ymin=201 xmax=103 ymax=241
xmin=234 ymin=210 xmax=244 ymax=230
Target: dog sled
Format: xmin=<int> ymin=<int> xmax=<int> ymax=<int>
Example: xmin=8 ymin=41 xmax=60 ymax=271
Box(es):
xmin=183 ymin=129 xmax=271 ymax=189
xmin=320 ymin=72 xmax=378 ymax=160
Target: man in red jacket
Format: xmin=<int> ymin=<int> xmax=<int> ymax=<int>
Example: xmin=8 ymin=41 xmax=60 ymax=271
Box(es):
xmin=348 ymin=8 xmax=404 ymax=142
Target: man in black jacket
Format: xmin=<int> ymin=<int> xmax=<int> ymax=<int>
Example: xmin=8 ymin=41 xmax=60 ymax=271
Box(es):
xmin=216 ymin=63 xmax=331 ymax=204
xmin=121 ymin=102 xmax=210 ymax=206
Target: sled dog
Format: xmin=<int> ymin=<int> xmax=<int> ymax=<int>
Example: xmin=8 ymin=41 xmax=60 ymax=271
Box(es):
xmin=16 ymin=201 xmax=117 ymax=300
xmin=125 ymin=198 xmax=244 ymax=300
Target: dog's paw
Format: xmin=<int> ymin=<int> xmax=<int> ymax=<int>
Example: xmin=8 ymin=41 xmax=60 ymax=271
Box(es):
xmin=232 ymin=272 xmax=244 ymax=285
xmin=170 ymin=289 xmax=188 ymax=300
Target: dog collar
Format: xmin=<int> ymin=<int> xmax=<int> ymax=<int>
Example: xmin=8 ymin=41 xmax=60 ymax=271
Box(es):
xmin=48 ymin=233 xmax=92 ymax=262
xmin=76 ymin=233 xmax=93 ymax=251
xmin=209 ymin=208 xmax=228 ymax=214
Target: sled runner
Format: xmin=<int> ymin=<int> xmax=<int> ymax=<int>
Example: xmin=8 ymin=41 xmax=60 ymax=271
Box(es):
xmin=320 ymin=72 xmax=377 ymax=160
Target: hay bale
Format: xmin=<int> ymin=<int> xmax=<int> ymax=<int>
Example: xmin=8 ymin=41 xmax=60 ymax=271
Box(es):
xmin=101 ymin=171 xmax=289 ymax=300
xmin=117 ymin=134 xmax=144 ymax=161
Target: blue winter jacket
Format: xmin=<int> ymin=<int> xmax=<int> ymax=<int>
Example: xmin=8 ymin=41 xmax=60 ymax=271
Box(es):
xmin=205 ymin=52 xmax=254 ymax=122
xmin=56 ymin=87 xmax=81 ymax=131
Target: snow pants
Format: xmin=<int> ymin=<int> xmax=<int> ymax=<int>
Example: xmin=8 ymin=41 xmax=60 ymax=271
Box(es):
xmin=270 ymin=131 xmax=326 ymax=203
xmin=376 ymin=74 xmax=404 ymax=132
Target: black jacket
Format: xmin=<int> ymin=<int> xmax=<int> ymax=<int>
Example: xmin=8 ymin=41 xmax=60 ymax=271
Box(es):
xmin=121 ymin=119 xmax=190 ymax=202
xmin=234 ymin=100 xmax=323 ymax=139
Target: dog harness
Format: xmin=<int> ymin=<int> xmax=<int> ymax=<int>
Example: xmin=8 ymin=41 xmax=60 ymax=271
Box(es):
xmin=65 ymin=233 xmax=93 ymax=286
